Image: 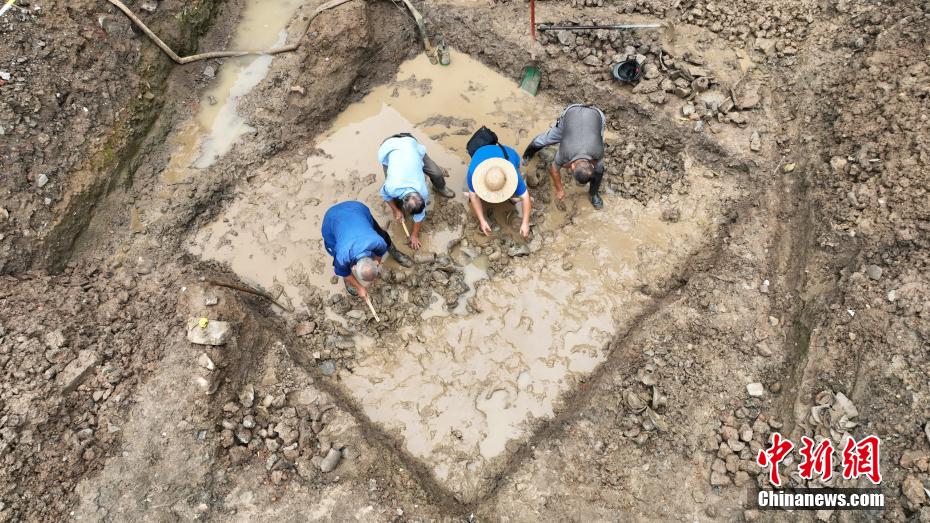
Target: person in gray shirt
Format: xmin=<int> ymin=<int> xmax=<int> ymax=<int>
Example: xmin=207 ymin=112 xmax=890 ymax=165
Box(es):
xmin=522 ymin=104 xmax=606 ymax=209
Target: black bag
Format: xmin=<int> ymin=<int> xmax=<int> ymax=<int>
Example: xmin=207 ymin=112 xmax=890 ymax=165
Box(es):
xmin=466 ymin=126 xmax=499 ymax=157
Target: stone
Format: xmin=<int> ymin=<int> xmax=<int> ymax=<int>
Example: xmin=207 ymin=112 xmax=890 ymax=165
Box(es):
xmin=648 ymin=91 xmax=667 ymax=105
xmin=295 ymin=322 xmax=316 ymax=336
xmin=235 ymin=428 xmax=252 ymax=444
xmin=44 ymin=330 xmax=66 ymax=349
xmin=275 ymin=422 xmax=298 ymax=446
xmin=197 ymin=353 xmax=215 ymax=371
xmin=747 ymin=383 xmax=765 ymax=397
xmin=203 ymin=66 xmax=216 ymax=79
xmin=320 ymin=360 xmax=336 ymax=375
xmin=239 ymin=384 xmax=255 ymax=408
xmin=749 ymin=132 xmax=762 ymax=152
xmin=682 ymin=103 xmax=696 ymax=117
xmin=36 ymin=173 xmax=49 ymax=188
xmin=265 ymin=438 xmax=280 ymax=452
xmin=734 ymin=470 xmax=750 ymax=487
xmin=830 ymin=156 xmax=848 ymax=172
xmin=0 ymin=71 xmax=9 ymax=82
xmin=135 ymin=257 xmax=155 ymax=275
xmin=865 ymin=265 xmax=883 ymax=281
xmin=632 ymin=79 xmax=660 ymax=94
xmin=902 ymin=475 xmax=926 ymax=508
xmin=643 ymin=63 xmax=659 ymax=79
xmin=186 ymin=318 xmax=232 ymax=346
xmin=754 ymin=38 xmax=776 ymax=56
xmin=736 ymin=81 xmax=762 ymax=109
xmin=296 ymin=458 xmax=319 ymax=480
xmin=140 ymin=0 xmax=158 ymax=12
xmin=204 ymin=296 xmax=219 ymax=306
xmin=220 ymin=429 xmax=234 ymax=448
xmin=582 ymin=55 xmax=601 ymax=67
xmin=228 ymin=446 xmax=251 ymax=465
xmin=57 ymin=350 xmax=99 ymax=394
xmin=725 ymin=454 xmax=740 ymax=473
xmin=691 ymin=77 xmax=710 ymax=93
xmin=319 ymin=448 xmax=342 ymax=473
xmin=710 ymin=470 xmax=731 ymax=486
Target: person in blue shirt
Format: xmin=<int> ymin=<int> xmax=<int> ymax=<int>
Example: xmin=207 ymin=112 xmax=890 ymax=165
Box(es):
xmin=465 ymin=143 xmax=532 ymax=238
xmin=321 ymin=201 xmax=413 ymax=299
xmin=378 ymin=133 xmax=456 ymax=250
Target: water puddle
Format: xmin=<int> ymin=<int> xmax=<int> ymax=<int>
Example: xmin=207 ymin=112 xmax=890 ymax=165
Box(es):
xmin=158 ymin=0 xmax=306 ymax=188
xmin=187 ymin=49 xmax=738 ymax=500
xmin=191 ymin=50 xmax=556 ymax=309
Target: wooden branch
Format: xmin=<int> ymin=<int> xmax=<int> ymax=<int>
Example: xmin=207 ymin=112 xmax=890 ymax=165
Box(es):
xmin=105 ymin=0 xmax=356 ymax=65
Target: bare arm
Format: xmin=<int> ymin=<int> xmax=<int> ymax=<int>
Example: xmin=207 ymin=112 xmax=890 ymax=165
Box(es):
xmin=519 ymin=193 xmax=532 ymax=238
xmin=410 ymin=220 xmax=422 ymax=250
xmin=386 ymin=199 xmax=403 ymax=221
xmin=469 ymin=193 xmax=491 ymax=235
xmin=548 ymin=162 xmax=565 ymax=200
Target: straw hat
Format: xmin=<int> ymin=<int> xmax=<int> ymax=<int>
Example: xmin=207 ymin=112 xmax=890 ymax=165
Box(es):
xmin=472 ymin=157 xmax=519 ymax=203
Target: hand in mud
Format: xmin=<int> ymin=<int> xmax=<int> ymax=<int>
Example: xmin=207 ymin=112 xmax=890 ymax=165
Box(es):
xmin=555 ymin=187 xmax=565 ymax=201
xmin=392 ymin=208 xmax=403 ymax=222
xmin=479 ymin=220 xmax=492 ymax=236
xmin=555 ymin=199 xmax=567 ymax=212
xmin=356 ymin=286 xmax=368 ymax=301
xmin=409 ymin=234 xmax=421 ymax=250
xmin=520 ymin=222 xmax=530 ymax=238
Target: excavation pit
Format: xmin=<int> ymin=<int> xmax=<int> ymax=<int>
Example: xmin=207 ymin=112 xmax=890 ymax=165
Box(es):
xmin=187 ymin=50 xmax=738 ymax=501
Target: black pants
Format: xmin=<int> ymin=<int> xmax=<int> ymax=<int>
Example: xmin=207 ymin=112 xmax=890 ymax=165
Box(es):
xmin=371 ymin=219 xmax=394 ymax=252
xmin=587 ymin=162 xmax=604 ymax=197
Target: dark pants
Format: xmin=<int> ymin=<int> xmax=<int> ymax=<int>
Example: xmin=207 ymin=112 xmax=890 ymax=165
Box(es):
xmin=586 ymin=161 xmax=604 ymax=197
xmin=371 ymin=219 xmax=393 ymax=250
xmin=385 ymin=133 xmax=448 ymax=191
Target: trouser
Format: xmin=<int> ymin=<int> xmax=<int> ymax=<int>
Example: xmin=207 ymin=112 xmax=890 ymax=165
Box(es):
xmin=385 ymin=133 xmax=448 ymax=191
xmin=371 ymin=219 xmax=393 ymax=250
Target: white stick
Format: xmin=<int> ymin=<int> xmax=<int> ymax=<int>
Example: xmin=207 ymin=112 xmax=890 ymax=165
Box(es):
xmin=364 ymin=297 xmax=381 ymax=323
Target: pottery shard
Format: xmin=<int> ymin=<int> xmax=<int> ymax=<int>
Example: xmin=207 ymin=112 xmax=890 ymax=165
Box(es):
xmin=736 ymin=81 xmax=762 ymax=109
xmin=186 ymin=318 xmax=233 ymax=346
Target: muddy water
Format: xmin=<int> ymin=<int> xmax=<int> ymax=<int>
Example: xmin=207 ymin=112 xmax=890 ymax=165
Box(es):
xmin=343 ymin=174 xmax=731 ymax=499
xmin=191 ymin=51 xmax=557 ymax=309
xmin=159 ymin=0 xmax=306 ymax=188
xmin=188 ymin=49 xmax=736 ymax=501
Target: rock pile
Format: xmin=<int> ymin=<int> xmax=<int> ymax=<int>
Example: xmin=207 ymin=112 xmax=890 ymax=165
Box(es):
xmin=675 ymin=0 xmax=812 ymax=60
xmin=0 ymin=265 xmax=177 ymax=520
xmin=219 ymin=384 xmax=357 ymax=485
xmin=706 ymin=403 xmax=778 ymax=488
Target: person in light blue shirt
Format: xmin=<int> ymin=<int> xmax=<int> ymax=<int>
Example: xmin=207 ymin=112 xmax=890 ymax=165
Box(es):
xmin=321 ymin=201 xmax=413 ymax=299
xmin=378 ymin=133 xmax=456 ymax=250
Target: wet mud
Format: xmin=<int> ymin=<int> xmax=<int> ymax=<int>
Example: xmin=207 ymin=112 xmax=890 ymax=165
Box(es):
xmin=186 ymin=49 xmax=739 ymax=501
